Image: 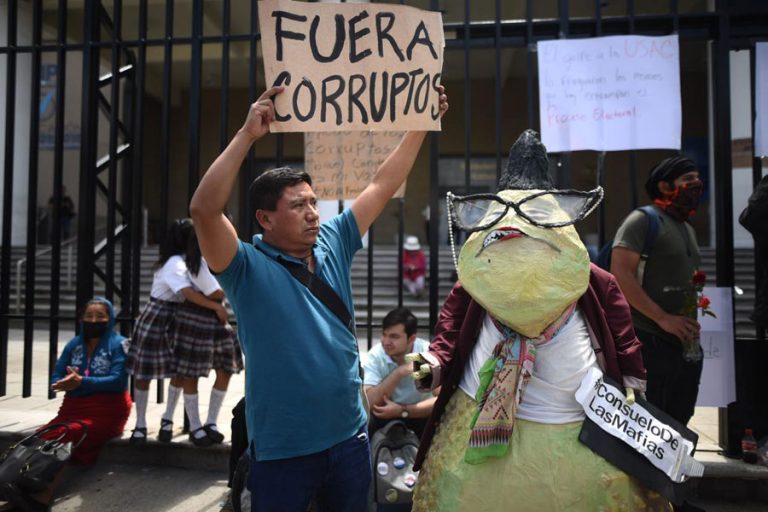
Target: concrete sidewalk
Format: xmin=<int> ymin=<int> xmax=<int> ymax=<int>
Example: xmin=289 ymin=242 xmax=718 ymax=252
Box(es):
xmin=2 ymin=329 xmax=768 ymax=510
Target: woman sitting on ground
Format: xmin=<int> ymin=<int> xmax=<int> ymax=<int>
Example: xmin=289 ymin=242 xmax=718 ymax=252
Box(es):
xmin=2 ymin=297 xmax=131 ymax=512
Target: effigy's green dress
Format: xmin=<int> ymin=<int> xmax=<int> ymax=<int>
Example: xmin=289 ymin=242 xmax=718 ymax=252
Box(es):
xmin=412 ymin=391 xmax=672 ymax=512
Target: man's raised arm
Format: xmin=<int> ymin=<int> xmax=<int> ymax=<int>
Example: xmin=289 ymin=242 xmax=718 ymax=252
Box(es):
xmin=351 ymin=86 xmax=448 ymax=236
xmin=190 ymin=86 xmax=283 ymax=272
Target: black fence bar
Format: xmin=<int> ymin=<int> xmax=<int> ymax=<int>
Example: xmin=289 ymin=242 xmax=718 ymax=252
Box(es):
xmin=120 ymin=4 xmax=138 ymax=332
xmin=48 ymin=0 xmax=68 ymax=400
xmin=428 ymin=0 xmax=440 ymax=333
xmin=712 ymin=4 xmax=735 ymax=289
xmin=75 ymin=0 xmax=100 ymax=313
xmin=594 ymin=0 xmax=606 ymax=247
xmin=242 ymin=2 xmax=259 ymax=237
xmin=22 ymin=0 xmax=43 ymax=398
xmin=129 ymin=0 xmax=147 ymax=327
xmin=0 ymin=0 xmax=18 ymax=397
xmin=629 ymin=152 xmax=639 ymax=208
xmin=596 ymin=152 xmax=607 ymax=247
xmin=556 ymin=0 xmax=571 ymax=189
xmin=105 ymin=0 xmax=122 ymax=302
xmin=525 ymin=0 xmax=534 ymax=128
xmin=366 ymin=225 xmax=374 ymax=350
xmin=750 ymin=46 xmax=765 ymax=342
xmin=462 ymin=0 xmax=471 ymax=195
xmin=188 ymin=0 xmax=203 ymax=203
xmin=671 ymin=0 xmax=680 ymax=33
xmin=397 ymin=198 xmax=404 ymax=308
xmin=494 ymin=0 xmax=502 ymax=184
xmin=219 ymin=0 xmax=230 ymax=153
xmin=159 ymin=0 xmax=174 ymax=239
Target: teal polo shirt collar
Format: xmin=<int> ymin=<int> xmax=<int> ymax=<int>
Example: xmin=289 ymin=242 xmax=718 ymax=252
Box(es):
xmin=251 ymin=235 xmax=329 ymax=273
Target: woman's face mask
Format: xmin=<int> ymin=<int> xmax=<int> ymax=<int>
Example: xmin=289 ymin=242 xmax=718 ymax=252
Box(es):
xmin=82 ymin=321 xmax=108 ymax=340
xmin=82 ymin=302 xmax=110 ymax=340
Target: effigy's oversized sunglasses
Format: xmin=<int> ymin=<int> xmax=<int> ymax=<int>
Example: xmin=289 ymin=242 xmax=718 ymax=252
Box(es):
xmin=446 ymin=187 xmax=604 ymax=232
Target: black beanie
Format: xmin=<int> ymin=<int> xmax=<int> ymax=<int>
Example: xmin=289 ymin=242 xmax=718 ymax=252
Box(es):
xmin=644 ymin=156 xmax=697 ymax=199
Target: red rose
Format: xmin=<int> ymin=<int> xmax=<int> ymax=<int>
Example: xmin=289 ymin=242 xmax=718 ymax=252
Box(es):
xmin=692 ymin=271 xmax=707 ymax=285
xmin=698 ymin=296 xmax=711 ymax=309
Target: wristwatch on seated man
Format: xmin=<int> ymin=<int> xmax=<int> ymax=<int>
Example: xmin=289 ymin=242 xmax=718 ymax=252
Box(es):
xmin=401 ymin=404 xmax=409 ymax=418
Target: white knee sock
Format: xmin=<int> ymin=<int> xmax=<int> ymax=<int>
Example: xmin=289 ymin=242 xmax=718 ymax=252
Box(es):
xmin=206 ymin=387 xmax=227 ymax=428
xmin=184 ymin=392 xmax=206 ymax=438
xmin=162 ymin=384 xmax=182 ymax=426
xmin=134 ymin=388 xmax=149 ymax=432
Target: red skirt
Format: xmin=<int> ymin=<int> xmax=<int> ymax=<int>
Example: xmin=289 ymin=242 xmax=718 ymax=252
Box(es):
xmin=39 ymin=390 xmax=132 ymax=465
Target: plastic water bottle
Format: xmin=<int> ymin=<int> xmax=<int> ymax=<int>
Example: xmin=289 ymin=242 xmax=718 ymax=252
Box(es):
xmin=741 ymin=428 xmax=759 ymax=464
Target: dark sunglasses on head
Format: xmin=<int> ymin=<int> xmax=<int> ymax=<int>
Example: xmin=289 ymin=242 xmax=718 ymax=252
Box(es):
xmin=446 ymin=187 xmax=604 ymax=232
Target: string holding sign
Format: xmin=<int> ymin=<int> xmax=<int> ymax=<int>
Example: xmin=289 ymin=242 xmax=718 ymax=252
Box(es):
xmin=258 ymin=0 xmax=445 ymax=132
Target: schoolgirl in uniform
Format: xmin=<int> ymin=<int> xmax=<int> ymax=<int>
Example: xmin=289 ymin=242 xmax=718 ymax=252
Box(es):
xmin=125 ymin=219 xmax=227 ymax=445
xmin=159 ymin=228 xmax=243 ymax=446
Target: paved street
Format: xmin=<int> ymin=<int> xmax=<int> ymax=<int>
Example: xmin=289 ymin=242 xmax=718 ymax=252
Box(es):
xmin=40 ymin=463 xmax=230 ymax=512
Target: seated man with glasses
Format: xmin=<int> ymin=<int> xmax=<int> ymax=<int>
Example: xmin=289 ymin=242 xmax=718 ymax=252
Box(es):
xmin=406 ymin=130 xmax=668 ymax=511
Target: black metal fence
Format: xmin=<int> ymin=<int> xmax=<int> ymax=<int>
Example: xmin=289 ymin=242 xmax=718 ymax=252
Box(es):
xmin=1 ymin=0 xmax=767 ymax=400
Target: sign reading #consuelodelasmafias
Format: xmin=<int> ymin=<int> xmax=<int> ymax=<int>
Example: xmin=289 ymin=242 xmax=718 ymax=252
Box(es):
xmin=258 ymin=0 xmax=445 ymax=132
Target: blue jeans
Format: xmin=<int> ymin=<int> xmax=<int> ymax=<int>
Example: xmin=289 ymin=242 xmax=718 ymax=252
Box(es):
xmin=247 ymin=427 xmax=372 ymax=512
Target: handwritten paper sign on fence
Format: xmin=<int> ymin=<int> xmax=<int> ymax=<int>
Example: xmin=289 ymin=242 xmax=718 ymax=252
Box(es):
xmin=305 ymin=131 xmax=405 ymax=200
xmin=537 ymin=35 xmax=681 ymax=152
xmin=258 ymin=0 xmax=444 ymax=132
xmin=756 ymin=43 xmax=768 ymax=157
xmin=696 ymin=286 xmax=736 ymax=407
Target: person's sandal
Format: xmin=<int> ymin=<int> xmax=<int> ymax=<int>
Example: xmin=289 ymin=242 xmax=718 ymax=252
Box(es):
xmin=158 ymin=419 xmax=173 ymax=442
xmin=189 ymin=427 xmax=213 ymax=447
xmin=129 ymin=427 xmax=147 ymax=446
xmin=204 ymin=424 xmax=225 ymax=444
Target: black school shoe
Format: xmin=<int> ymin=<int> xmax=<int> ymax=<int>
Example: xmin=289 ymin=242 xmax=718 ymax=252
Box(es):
xmin=203 ymin=424 xmax=225 ymax=444
xmin=128 ymin=427 xmax=147 ymax=446
xmin=158 ymin=419 xmax=173 ymax=442
xmin=189 ymin=427 xmax=213 ymax=447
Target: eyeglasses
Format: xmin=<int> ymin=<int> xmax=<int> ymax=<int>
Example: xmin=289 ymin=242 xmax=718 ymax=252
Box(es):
xmin=446 ymin=187 xmax=604 ymax=232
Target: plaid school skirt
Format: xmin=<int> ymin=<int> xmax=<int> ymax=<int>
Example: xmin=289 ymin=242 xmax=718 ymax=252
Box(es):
xmin=174 ymin=301 xmax=243 ymax=378
xmin=126 ymin=298 xmax=179 ymax=380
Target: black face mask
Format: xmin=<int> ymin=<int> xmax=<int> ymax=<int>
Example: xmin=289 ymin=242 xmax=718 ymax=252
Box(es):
xmin=82 ymin=321 xmax=109 ymax=340
xmin=657 ymin=181 xmax=703 ymax=221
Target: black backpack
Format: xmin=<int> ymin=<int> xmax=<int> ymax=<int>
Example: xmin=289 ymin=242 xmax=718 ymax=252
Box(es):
xmin=593 ymin=205 xmax=660 ymax=274
xmin=371 ymin=420 xmax=421 ymax=508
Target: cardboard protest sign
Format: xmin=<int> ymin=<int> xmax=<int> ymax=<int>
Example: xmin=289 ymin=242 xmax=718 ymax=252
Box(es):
xmin=258 ymin=0 xmax=444 ymax=132
xmin=305 ymin=131 xmax=405 ymax=200
xmin=696 ymin=286 xmax=736 ymax=407
xmin=537 ymin=35 xmax=681 ymax=152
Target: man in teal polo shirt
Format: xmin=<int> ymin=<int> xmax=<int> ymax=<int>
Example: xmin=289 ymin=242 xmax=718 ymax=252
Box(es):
xmin=190 ymin=85 xmax=448 ymax=512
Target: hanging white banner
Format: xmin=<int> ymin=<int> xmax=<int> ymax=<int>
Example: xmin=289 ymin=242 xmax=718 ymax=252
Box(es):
xmin=537 ymin=35 xmax=681 ymax=152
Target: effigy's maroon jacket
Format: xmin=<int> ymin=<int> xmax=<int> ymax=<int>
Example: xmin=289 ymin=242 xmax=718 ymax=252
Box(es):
xmin=413 ymin=263 xmax=646 ymax=470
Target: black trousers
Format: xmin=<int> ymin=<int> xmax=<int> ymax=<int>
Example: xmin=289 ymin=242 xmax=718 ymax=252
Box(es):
xmin=228 ymin=397 xmax=248 ymax=487
xmin=637 ymin=329 xmax=703 ymax=426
